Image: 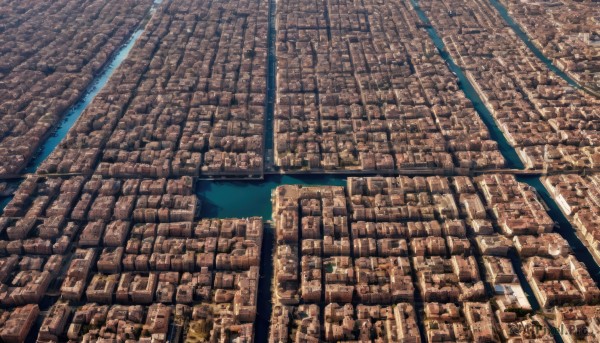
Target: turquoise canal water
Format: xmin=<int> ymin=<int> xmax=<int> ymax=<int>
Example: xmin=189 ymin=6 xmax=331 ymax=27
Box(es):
xmin=197 ymin=174 xmax=347 ymax=219
xmin=409 ymin=0 xmax=524 ymax=169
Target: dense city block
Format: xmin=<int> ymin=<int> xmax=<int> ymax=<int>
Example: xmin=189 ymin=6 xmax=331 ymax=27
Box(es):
xmin=268 ymin=176 xmax=599 ymax=342
xmin=275 ymin=0 xmax=504 ymax=172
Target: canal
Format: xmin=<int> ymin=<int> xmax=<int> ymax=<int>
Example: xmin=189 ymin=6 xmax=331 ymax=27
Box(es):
xmin=409 ymin=0 xmax=524 ymax=170
xmin=0 ymin=3 xmax=159 ymax=216
xmin=487 ymin=0 xmax=583 ymax=91
xmin=255 ymin=222 xmax=275 ymax=343
xmin=518 ymin=176 xmax=600 ymax=283
xmin=197 ymin=174 xmax=347 ymax=219
xmin=23 ymin=29 xmax=145 ymax=174
xmin=0 ymin=195 xmax=12 ymax=216
xmin=410 ymin=0 xmax=600 ymax=271
xmin=411 ymin=1 xmax=598 ymax=338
